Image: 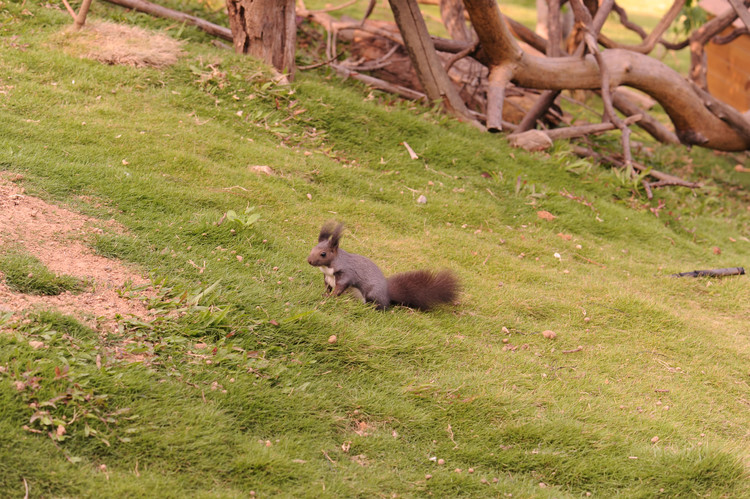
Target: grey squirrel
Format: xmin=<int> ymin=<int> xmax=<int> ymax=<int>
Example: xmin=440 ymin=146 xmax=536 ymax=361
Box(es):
xmin=307 ymin=221 xmax=459 ymax=310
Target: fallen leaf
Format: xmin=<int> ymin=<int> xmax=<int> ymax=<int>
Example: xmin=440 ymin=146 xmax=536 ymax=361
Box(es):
xmin=712 ymin=246 xmax=721 ymax=255
xmin=557 ymin=232 xmax=572 ymax=240
xmin=542 ymin=330 xmax=557 ymax=339
xmin=537 ymin=210 xmax=557 ymax=221
xmin=328 ymin=335 xmax=337 ymax=344
xmin=250 ymin=165 xmax=275 ymax=176
xmin=28 ymin=340 xmax=45 ymax=349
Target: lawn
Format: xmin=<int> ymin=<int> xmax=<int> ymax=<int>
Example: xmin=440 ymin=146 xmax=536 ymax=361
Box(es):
xmin=0 ymin=0 xmax=749 ymax=497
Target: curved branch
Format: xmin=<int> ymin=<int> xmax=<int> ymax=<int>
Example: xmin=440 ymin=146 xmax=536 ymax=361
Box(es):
xmin=713 ymin=26 xmax=750 ymax=44
xmin=600 ymin=0 xmax=685 ymax=54
xmin=463 ymin=0 xmax=750 ymax=151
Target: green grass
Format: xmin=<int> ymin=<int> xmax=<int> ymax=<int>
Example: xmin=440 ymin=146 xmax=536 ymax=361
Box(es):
xmin=0 ymin=0 xmax=749 ymax=497
xmin=0 ymin=250 xmax=84 ymax=295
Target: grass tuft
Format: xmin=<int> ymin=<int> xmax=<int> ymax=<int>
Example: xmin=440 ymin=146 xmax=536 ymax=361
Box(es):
xmin=0 ymin=250 xmax=84 ymax=296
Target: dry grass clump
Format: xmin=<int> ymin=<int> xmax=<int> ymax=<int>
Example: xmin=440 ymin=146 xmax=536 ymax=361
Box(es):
xmin=59 ymin=21 xmax=183 ymax=68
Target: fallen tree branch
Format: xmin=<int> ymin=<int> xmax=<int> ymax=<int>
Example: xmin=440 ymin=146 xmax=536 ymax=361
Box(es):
xmin=689 ymin=81 xmax=750 ymax=143
xmin=671 ymin=267 xmax=745 ymax=277
xmin=515 ymin=90 xmax=560 ymax=134
xmin=611 ymin=90 xmax=680 ymax=145
xmin=101 ymin=0 xmax=232 ymax=40
xmin=443 ymin=39 xmax=478 ymax=73
xmin=304 ymin=0 xmax=358 ymax=14
xmin=388 ymin=0 xmax=480 ymax=126
xmin=545 ymin=114 xmax=641 ymax=140
xmin=463 ymin=0 xmax=750 ymax=150
xmin=572 ymin=146 xmax=701 ymax=189
xmin=331 ymin=64 xmax=427 ymax=101
xmin=60 ymin=0 xmax=77 ymax=19
xmin=601 ymin=0 xmax=685 ymax=54
xmin=298 ymin=51 xmax=345 ymax=71
xmin=570 ymin=0 xmax=634 ymax=170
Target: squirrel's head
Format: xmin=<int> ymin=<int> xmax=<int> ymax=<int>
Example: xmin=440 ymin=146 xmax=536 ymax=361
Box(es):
xmin=307 ymin=221 xmax=343 ymax=267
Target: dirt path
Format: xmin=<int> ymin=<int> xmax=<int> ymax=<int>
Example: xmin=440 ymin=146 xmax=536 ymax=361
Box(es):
xmin=0 ymin=173 xmax=155 ymax=334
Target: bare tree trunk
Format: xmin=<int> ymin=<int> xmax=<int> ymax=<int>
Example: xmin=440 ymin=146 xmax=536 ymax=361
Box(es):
xmin=225 ymin=0 xmax=296 ymax=79
xmin=387 ymin=0 xmax=481 ymax=127
xmin=73 ymin=0 xmax=94 ymax=29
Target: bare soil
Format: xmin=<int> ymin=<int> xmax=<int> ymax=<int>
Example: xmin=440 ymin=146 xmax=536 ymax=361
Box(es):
xmin=0 ymin=173 xmax=156 ymax=334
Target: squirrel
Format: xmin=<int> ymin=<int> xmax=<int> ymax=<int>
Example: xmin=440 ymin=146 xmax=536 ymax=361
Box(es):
xmin=307 ymin=221 xmax=459 ymax=311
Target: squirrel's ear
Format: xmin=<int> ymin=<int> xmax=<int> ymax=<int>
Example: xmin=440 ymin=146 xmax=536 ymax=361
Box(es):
xmin=318 ymin=221 xmax=335 ymax=242
xmin=328 ymin=223 xmax=344 ymax=249
xmin=318 ymin=221 xmax=344 ymax=244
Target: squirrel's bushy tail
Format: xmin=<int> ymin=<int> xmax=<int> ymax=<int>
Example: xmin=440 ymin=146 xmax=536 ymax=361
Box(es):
xmin=387 ymin=270 xmax=459 ymax=311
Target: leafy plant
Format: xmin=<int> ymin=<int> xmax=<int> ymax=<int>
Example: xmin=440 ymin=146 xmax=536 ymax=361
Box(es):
xmin=222 ymin=206 xmax=260 ymax=228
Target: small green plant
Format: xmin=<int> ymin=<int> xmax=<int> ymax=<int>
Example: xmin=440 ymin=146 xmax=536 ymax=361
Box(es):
xmin=0 ymin=250 xmax=84 ymax=295
xmin=222 ymin=206 xmax=260 ymax=228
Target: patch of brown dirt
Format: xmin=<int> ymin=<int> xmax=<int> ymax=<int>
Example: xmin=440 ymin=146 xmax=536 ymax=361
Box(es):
xmin=0 ymin=173 xmax=156 ymax=335
xmin=57 ymin=21 xmax=183 ymax=69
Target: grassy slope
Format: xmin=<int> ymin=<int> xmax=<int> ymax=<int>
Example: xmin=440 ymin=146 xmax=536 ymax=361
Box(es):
xmin=1 ymin=1 xmax=749 ymax=497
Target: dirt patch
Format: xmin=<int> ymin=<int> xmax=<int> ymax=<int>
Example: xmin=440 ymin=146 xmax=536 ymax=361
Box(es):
xmin=57 ymin=21 xmax=183 ymax=68
xmin=0 ymin=173 xmax=156 ymax=334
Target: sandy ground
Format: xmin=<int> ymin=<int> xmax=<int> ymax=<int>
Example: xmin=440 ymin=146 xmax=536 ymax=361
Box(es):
xmin=0 ymin=173 xmax=156 ymax=335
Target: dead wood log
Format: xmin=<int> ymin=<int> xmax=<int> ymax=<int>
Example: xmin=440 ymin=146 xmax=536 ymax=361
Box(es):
xmin=671 ymin=267 xmax=745 ymax=277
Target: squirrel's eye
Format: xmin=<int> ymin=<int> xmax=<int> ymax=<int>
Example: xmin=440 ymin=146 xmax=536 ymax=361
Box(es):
xmin=321 ymin=252 xmax=327 ymax=257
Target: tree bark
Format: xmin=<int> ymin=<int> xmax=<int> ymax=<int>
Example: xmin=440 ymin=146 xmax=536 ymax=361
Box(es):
xmin=225 ymin=0 xmax=296 ymax=79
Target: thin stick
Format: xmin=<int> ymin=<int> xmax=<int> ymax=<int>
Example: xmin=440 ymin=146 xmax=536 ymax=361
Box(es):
xmin=443 ymin=40 xmax=478 ymax=73
xmin=331 ymin=64 xmax=427 ymax=101
xmin=322 ymin=449 xmax=337 ymax=465
xmin=60 ymin=0 xmax=77 ymax=19
xmin=563 ymin=346 xmax=583 ymax=354
xmin=298 ymin=51 xmax=345 ymax=71
xmin=305 ymin=0 xmax=357 ymax=13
